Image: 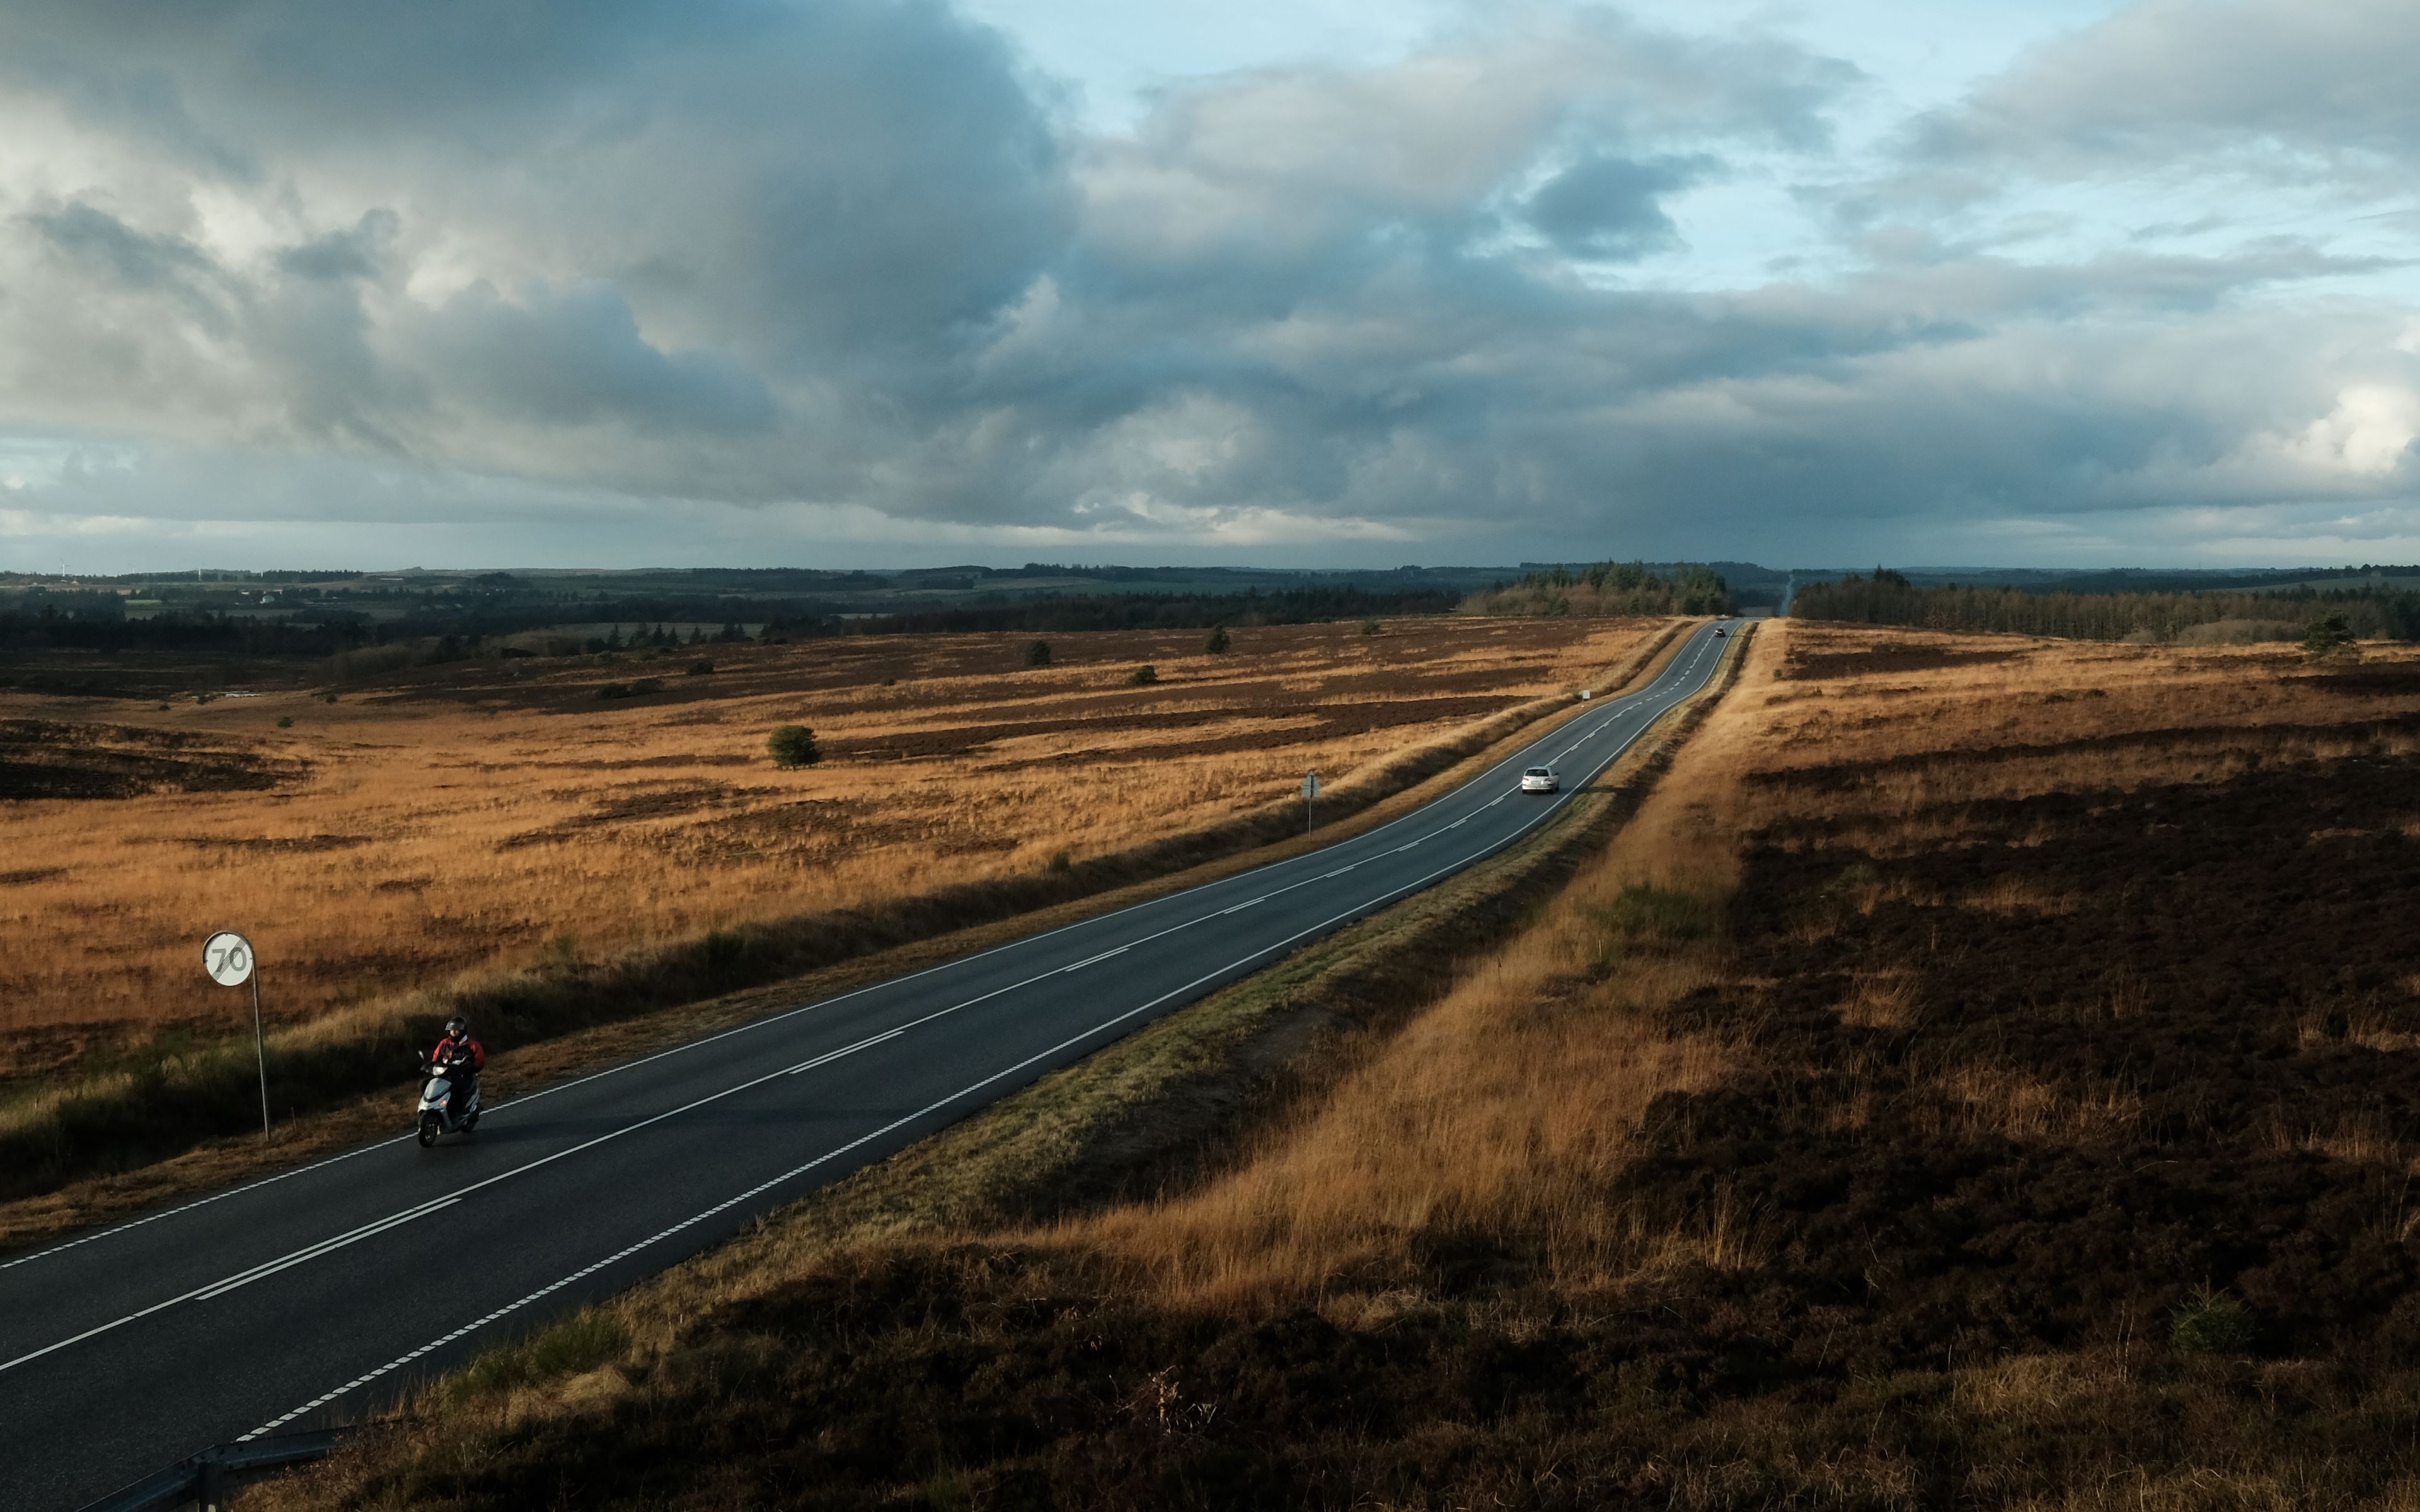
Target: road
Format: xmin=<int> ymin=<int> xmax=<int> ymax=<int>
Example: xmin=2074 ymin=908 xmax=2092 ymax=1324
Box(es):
xmin=1 ymin=620 xmax=1736 ymax=1511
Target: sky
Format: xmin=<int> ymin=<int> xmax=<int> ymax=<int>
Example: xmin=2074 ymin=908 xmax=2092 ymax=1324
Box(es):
xmin=1 ymin=0 xmax=2416 ymax=573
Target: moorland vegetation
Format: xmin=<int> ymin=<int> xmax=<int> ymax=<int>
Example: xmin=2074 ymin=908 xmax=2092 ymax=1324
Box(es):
xmin=257 ymin=622 xmax=2420 ymax=1511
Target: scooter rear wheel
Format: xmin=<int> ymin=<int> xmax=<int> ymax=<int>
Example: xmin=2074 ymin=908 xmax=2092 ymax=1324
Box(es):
xmin=460 ymin=1109 xmax=479 ymax=1133
xmin=417 ymin=1112 xmax=442 ymax=1148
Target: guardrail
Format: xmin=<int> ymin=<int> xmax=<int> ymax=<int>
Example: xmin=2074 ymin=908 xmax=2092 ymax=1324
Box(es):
xmin=78 ymin=1431 xmax=342 ymax=1512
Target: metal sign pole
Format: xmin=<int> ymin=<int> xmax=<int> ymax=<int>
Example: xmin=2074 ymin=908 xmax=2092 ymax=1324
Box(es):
xmin=250 ymin=971 xmax=270 ymax=1139
xmin=204 ymin=930 xmax=270 ymax=1139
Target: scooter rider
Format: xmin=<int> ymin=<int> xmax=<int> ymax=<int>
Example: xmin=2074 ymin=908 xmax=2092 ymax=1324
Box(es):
xmin=429 ymin=1015 xmax=486 ymax=1125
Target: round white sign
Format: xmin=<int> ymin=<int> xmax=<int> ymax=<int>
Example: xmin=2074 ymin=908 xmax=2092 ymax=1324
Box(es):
xmin=203 ymin=931 xmax=255 ymax=987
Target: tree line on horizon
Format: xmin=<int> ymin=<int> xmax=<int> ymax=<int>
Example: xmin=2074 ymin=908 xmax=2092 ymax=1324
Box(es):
xmin=1461 ymin=561 xmax=1733 ymax=618
xmin=1792 ymin=568 xmax=2420 ymax=642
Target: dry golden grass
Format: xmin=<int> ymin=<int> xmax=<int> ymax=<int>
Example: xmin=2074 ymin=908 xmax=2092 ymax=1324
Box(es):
xmin=1835 ymin=968 xmax=1922 ymax=1028
xmin=0 ymin=616 xmax=1667 ymax=1084
xmin=1758 ymin=624 xmax=2420 ymax=808
xmin=1924 ymin=1058 xmax=2145 ymax=1142
xmin=1034 ymin=631 xmax=1772 ymax=1311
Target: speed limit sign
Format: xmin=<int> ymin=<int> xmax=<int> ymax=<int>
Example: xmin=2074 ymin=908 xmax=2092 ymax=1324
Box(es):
xmin=203 ymin=930 xmax=271 ymax=1135
xmin=203 ymin=931 xmax=256 ymax=987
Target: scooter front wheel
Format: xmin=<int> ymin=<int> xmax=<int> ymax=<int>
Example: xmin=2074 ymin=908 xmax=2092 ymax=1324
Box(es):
xmin=417 ymin=1112 xmax=442 ymax=1148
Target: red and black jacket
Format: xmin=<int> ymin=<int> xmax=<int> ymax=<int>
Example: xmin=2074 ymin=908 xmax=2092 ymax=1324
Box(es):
xmin=430 ymin=1033 xmax=486 ymax=1074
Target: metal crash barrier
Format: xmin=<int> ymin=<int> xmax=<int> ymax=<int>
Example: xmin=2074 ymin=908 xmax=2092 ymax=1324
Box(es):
xmin=78 ymin=1431 xmax=343 ymax=1512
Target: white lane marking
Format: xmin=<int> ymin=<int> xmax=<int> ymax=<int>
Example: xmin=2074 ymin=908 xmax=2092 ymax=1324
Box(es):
xmin=785 ymin=1029 xmax=904 ymax=1076
xmin=1219 ymin=897 xmax=1269 ymax=915
xmin=0 ymin=1134 xmax=417 ymax=1274
xmin=1062 ymin=946 xmax=1132 ymax=971
xmin=0 ymin=1200 xmax=467 ymax=1374
xmin=195 ymin=1198 xmax=460 ymax=1301
xmin=0 ymin=1029 xmax=943 ymax=1375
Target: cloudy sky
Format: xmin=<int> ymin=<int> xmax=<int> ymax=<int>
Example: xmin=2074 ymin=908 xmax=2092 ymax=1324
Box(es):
xmin=2 ymin=0 xmax=2415 ymax=572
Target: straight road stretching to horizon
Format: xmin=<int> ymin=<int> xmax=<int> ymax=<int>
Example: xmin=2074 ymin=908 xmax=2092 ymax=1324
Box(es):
xmin=1 ymin=620 xmax=1738 ymax=1511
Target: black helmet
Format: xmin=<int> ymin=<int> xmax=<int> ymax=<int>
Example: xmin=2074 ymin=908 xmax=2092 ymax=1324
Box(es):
xmin=445 ymin=1015 xmax=468 ymax=1038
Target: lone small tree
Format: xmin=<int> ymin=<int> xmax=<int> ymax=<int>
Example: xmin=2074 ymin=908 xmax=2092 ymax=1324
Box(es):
xmin=768 ymin=724 xmax=821 ymax=768
xmin=1129 ymin=663 xmax=1158 ymax=686
xmin=1203 ymin=624 xmax=1231 ymax=655
xmin=1023 ymin=639 xmax=1052 ymax=668
xmin=2303 ymin=612 xmax=2358 ymax=660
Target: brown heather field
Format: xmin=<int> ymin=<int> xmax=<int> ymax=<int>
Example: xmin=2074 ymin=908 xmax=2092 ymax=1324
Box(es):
xmin=0 ymin=616 xmax=1661 ymax=1090
xmin=255 ymin=620 xmax=2420 ymax=1512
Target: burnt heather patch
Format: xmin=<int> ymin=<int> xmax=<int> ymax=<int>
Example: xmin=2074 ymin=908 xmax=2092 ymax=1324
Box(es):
xmin=0 ymin=719 xmax=300 ymax=799
xmin=1650 ymin=755 xmax=2420 ymax=1370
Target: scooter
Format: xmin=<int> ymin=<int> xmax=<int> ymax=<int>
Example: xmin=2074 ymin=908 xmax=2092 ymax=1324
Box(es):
xmin=415 ymin=1058 xmax=482 ymax=1147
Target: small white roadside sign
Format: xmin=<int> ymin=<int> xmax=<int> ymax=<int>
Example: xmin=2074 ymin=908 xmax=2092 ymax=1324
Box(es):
xmin=203 ymin=930 xmax=272 ymax=1137
xmin=202 ymin=931 xmax=255 ymax=987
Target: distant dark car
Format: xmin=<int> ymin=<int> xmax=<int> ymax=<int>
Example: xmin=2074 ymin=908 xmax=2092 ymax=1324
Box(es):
xmin=1714 ymin=628 xmax=1727 ymax=637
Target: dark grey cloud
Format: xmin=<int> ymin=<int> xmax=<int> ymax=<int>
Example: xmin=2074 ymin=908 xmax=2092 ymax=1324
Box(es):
xmin=30 ymin=202 xmax=217 ymax=299
xmin=413 ymin=282 xmax=775 ymax=435
xmin=1525 ymin=154 xmax=1710 ymax=260
xmin=275 ymin=210 xmax=399 ymax=283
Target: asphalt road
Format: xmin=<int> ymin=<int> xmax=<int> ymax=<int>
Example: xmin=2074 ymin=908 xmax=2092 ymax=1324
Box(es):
xmin=1 ymin=620 xmax=1736 ymax=1511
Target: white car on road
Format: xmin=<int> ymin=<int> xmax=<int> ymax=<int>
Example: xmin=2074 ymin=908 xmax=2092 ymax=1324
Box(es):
xmin=1521 ymin=765 xmax=1559 ymax=793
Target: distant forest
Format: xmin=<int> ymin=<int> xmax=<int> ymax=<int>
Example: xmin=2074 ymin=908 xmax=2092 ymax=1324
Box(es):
xmin=1793 ymin=569 xmax=2420 ymax=641
xmin=1463 ymin=561 xmax=1734 ymax=618
xmin=774 ymin=585 xmax=1459 ymax=638
xmin=0 ymin=597 xmax=376 ymax=656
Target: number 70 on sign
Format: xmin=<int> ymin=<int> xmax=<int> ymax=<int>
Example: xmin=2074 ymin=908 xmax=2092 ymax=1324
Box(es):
xmin=204 ymin=931 xmax=255 ymax=987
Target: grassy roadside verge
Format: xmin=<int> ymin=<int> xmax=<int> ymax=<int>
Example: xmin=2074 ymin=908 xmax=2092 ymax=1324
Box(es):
xmin=243 ymin=626 xmax=1754 ymax=1511
xmin=0 ymin=621 xmax=1697 ymax=1244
